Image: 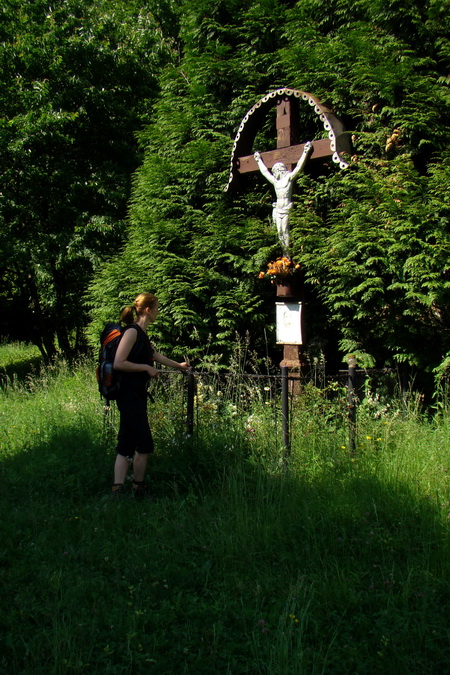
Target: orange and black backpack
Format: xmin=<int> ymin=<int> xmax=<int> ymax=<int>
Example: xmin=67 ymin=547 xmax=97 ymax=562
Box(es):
xmin=96 ymin=323 xmax=123 ymax=401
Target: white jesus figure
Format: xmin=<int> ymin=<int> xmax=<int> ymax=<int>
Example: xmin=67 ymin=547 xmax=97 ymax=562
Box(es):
xmin=254 ymin=141 xmax=313 ymax=254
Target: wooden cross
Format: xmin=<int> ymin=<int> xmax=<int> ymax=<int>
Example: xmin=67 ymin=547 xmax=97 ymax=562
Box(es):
xmin=226 ymin=89 xmax=351 ymax=380
xmin=225 ymin=88 xmax=350 ymax=190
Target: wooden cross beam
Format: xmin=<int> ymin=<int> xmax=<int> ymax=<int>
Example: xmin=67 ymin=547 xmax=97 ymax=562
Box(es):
xmin=241 ymin=98 xmax=332 ymax=173
xmin=225 ymin=89 xmax=351 ymax=191
xmin=239 ymin=138 xmax=334 ymax=174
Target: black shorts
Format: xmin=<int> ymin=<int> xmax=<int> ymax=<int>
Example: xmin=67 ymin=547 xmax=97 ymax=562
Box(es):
xmin=115 ymin=386 xmax=154 ymax=458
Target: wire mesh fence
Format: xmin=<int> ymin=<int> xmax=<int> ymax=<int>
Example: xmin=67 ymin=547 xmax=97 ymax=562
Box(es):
xmin=141 ymin=364 xmax=404 ymax=453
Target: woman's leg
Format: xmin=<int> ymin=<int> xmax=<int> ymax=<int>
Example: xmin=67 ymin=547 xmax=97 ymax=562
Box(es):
xmin=113 ymin=388 xmax=153 ymax=496
xmin=114 ymin=453 xmax=131 ymax=485
xmin=132 ymin=452 xmax=148 ymax=482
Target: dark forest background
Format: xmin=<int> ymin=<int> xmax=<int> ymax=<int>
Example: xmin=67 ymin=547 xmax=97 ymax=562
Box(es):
xmin=1 ymin=0 xmax=450 ymax=384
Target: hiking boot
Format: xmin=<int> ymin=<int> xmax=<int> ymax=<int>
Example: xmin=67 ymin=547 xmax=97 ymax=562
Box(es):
xmin=132 ymin=480 xmax=153 ymax=501
xmin=112 ymin=483 xmax=126 ymax=499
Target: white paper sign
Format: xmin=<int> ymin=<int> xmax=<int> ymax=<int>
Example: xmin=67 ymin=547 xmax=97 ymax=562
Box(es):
xmin=276 ymin=301 xmax=302 ymax=344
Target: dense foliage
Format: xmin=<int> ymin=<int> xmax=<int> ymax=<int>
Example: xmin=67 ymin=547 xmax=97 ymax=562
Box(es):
xmin=86 ymin=0 xmax=292 ymax=364
xmin=2 ymin=0 xmax=450 ymax=380
xmin=86 ymin=0 xmax=450 ymax=379
xmin=282 ymin=0 xmax=450 ymax=371
xmin=0 ymin=0 xmax=174 ymax=357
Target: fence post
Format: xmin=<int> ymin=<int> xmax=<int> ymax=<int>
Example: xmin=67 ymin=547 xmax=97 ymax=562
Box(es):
xmin=347 ymin=355 xmax=357 ymax=453
xmin=186 ymin=367 xmax=195 ymax=436
xmin=281 ymin=365 xmax=290 ymax=458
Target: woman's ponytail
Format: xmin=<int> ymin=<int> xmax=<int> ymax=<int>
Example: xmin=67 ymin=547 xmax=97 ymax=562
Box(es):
xmin=120 ymin=305 xmax=135 ymax=325
xmin=120 ymin=293 xmax=158 ymax=324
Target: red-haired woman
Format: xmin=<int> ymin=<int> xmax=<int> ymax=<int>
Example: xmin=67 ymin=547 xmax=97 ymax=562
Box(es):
xmin=112 ymin=293 xmax=188 ymax=498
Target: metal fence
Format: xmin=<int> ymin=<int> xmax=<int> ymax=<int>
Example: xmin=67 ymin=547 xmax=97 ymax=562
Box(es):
xmin=151 ymin=363 xmax=401 ymax=455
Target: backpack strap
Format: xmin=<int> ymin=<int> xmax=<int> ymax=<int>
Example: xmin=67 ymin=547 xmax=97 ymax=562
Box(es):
xmin=102 ymin=328 xmax=122 ymax=348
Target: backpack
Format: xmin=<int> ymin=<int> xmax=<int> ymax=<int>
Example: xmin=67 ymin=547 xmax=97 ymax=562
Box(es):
xmin=96 ymin=322 xmax=123 ymax=400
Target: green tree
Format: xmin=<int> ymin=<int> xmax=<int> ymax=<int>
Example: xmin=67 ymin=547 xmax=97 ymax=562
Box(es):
xmin=0 ymin=0 xmax=173 ymax=357
xmin=88 ymin=0 xmax=450 ymax=380
xmin=87 ymin=0 xmax=293 ymax=364
xmin=279 ymin=0 xmax=450 ymax=373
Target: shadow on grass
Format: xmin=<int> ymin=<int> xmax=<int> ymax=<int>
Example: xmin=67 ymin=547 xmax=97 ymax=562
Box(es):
xmin=0 ymin=356 xmax=45 ymax=388
xmin=0 ymin=424 xmax=449 ymax=674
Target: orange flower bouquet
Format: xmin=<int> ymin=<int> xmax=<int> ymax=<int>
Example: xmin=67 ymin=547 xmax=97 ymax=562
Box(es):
xmin=258 ymin=257 xmax=301 ymax=283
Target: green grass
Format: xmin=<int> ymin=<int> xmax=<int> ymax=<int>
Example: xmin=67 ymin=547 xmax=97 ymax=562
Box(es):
xmin=0 ymin=354 xmax=449 ymax=673
xmin=0 ymin=341 xmax=43 ymax=386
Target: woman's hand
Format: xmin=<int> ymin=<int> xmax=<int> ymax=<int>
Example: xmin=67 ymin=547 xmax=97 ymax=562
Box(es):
xmin=147 ymin=365 xmax=160 ymax=378
xmin=153 ymin=351 xmax=190 ymax=371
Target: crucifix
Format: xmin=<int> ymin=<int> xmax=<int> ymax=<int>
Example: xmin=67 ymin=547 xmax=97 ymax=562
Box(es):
xmin=253 ymin=141 xmax=313 ymax=255
xmin=226 ymin=88 xmax=351 ymax=376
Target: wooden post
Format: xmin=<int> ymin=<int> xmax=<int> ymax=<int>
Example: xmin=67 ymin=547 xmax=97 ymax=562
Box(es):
xmin=281 ymin=365 xmax=290 ymax=460
xmin=186 ymin=367 xmax=195 ymax=436
xmin=277 ymin=280 xmax=303 ymax=393
xmin=347 ymin=355 xmax=357 ymax=453
xmin=276 ymin=97 xmax=299 ymax=169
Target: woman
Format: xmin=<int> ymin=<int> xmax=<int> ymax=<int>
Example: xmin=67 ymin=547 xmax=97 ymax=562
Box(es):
xmin=111 ymin=292 xmax=188 ymax=498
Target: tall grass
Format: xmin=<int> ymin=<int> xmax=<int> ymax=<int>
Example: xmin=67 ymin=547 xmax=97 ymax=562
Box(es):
xmin=0 ymin=349 xmax=449 ymax=674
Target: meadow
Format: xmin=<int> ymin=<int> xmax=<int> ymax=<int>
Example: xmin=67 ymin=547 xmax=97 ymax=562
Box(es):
xmin=0 ymin=343 xmax=449 ymax=674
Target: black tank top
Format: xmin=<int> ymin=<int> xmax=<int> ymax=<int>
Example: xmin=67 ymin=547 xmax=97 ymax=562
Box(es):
xmin=120 ymin=324 xmax=154 ymax=390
